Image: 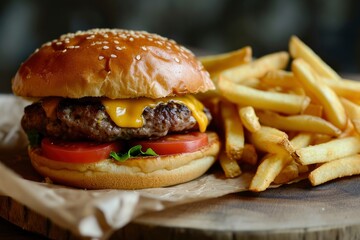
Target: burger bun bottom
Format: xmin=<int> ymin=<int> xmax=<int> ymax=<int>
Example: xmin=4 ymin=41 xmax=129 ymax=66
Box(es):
xmin=29 ymin=132 xmax=220 ymax=189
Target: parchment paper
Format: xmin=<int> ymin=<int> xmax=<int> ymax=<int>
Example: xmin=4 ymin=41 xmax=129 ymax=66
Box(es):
xmin=0 ymin=94 xmax=254 ymax=239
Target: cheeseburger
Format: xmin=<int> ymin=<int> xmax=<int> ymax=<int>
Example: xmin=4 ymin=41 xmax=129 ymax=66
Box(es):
xmin=12 ymin=29 xmax=220 ymax=189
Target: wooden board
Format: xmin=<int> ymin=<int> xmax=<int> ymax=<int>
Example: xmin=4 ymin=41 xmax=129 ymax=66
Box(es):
xmin=1 ymin=151 xmax=360 ymax=239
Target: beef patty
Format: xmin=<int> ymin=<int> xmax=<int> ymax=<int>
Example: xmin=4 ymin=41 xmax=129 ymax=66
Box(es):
xmin=21 ymin=98 xmax=211 ymax=142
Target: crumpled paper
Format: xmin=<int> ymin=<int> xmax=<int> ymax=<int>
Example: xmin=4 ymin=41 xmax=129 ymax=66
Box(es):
xmin=0 ymin=94 xmax=252 ymax=239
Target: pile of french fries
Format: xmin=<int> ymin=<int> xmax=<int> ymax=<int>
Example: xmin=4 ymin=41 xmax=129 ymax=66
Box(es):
xmin=199 ymin=36 xmax=360 ymax=192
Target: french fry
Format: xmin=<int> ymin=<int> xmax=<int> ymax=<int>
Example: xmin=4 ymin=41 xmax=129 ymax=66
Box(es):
xmin=295 ymin=136 xmax=360 ymax=165
xmin=289 ymin=36 xmax=341 ymax=81
xmin=199 ymin=46 xmax=252 ymax=76
xmin=248 ymin=126 xmax=295 ymax=156
xmin=218 ymin=76 xmax=310 ymax=114
xmin=341 ymin=98 xmax=360 ymax=134
xmin=309 ymin=154 xmax=360 ymax=186
xmin=238 ymin=106 xmax=261 ymax=133
xmin=290 ymin=132 xmax=313 ymax=149
xmin=221 ymin=101 xmax=244 ymax=160
xmin=241 ymin=144 xmax=258 ymax=165
xmin=273 ymin=161 xmax=299 ymax=184
xmin=249 ymin=153 xmax=288 ymax=191
xmin=301 ymin=103 xmax=323 ymax=117
xmin=296 ymin=162 xmax=309 ymax=174
xmin=338 ymin=120 xmax=356 ymax=138
xmin=256 ymin=111 xmax=341 ymax=136
xmin=221 ymin=52 xmax=289 ymax=83
xmin=249 ymin=133 xmax=312 ymax=191
xmin=323 ymin=78 xmax=360 ymax=100
xmin=260 ymin=70 xmax=301 ymax=89
xmin=292 ymin=59 xmax=347 ymax=130
xmin=219 ymin=150 xmax=242 ymax=178
xmin=312 ymin=134 xmax=333 ymax=145
xmin=240 ymin=78 xmax=261 ymax=88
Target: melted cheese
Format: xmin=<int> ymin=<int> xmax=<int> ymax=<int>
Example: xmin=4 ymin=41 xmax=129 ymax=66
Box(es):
xmin=101 ymin=95 xmax=208 ymax=132
xmin=41 ymin=97 xmax=61 ymax=120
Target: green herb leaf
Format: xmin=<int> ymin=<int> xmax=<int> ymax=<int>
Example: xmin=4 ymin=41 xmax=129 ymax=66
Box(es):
xmin=110 ymin=145 xmax=158 ymax=162
xmin=27 ymin=131 xmax=41 ymax=147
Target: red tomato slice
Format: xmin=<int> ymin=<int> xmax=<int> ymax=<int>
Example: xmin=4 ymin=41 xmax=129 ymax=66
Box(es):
xmin=132 ymin=132 xmax=209 ymax=155
xmin=41 ymin=138 xmax=122 ymax=163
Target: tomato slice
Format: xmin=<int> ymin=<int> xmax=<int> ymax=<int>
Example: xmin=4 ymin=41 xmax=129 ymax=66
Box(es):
xmin=132 ymin=132 xmax=209 ymax=155
xmin=41 ymin=138 xmax=123 ymax=163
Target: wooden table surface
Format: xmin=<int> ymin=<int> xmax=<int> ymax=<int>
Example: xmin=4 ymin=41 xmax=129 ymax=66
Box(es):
xmin=0 ymin=217 xmax=48 ymax=240
xmin=1 ymin=174 xmax=360 ymax=240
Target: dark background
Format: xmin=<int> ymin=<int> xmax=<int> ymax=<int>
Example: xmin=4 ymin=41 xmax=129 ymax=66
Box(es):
xmin=1 ymin=0 xmax=360 ymax=93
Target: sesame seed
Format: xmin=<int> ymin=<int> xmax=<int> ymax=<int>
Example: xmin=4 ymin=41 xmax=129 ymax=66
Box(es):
xmin=102 ymin=46 xmax=109 ymax=50
xmin=62 ymin=49 xmax=67 ymax=53
xmin=74 ymin=45 xmax=80 ymax=48
xmin=114 ymin=40 xmax=119 ymax=44
xmin=141 ymin=46 xmax=147 ymax=51
xmin=166 ymin=46 xmax=171 ymax=50
xmin=56 ymin=42 xmax=63 ymax=45
xmin=129 ymin=37 xmax=134 ymax=42
xmin=110 ymin=54 xmax=117 ymax=58
xmin=44 ymin=42 xmax=51 ymax=46
xmin=135 ymin=55 xmax=141 ymax=60
xmin=86 ymin=35 xmax=95 ymax=40
xmin=98 ymin=56 xmax=104 ymax=60
xmin=68 ymin=46 xmax=75 ymax=49
xmin=174 ymin=57 xmax=180 ymax=63
xmin=104 ymin=34 xmax=109 ymax=38
xmin=103 ymin=41 xmax=109 ymax=44
xmin=148 ymin=38 xmax=153 ymax=41
xmin=90 ymin=42 xmax=96 ymax=46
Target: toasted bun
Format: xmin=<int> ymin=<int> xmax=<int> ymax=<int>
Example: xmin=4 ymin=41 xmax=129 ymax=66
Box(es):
xmin=29 ymin=132 xmax=220 ymax=189
xmin=12 ymin=29 xmax=214 ymax=99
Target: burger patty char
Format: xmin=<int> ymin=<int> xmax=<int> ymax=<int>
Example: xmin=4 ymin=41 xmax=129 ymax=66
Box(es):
xmin=21 ymin=98 xmax=211 ymax=142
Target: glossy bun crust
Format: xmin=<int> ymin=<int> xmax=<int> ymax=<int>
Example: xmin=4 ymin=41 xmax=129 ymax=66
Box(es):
xmin=29 ymin=132 xmax=220 ymax=189
xmin=12 ymin=29 xmax=214 ymax=99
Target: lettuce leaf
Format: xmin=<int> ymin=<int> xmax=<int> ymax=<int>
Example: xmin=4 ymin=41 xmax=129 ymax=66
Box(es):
xmin=110 ymin=145 xmax=158 ymax=162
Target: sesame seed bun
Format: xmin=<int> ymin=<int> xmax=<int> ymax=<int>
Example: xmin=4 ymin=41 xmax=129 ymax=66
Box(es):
xmin=12 ymin=29 xmax=214 ymax=99
xmin=29 ymin=132 xmax=220 ymax=189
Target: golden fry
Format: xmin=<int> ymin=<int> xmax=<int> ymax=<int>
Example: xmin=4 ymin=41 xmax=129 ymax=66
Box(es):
xmin=238 ymin=106 xmax=261 ymax=133
xmin=260 ymin=70 xmax=301 ymax=89
xmin=273 ymin=161 xmax=299 ymax=184
xmin=289 ymin=36 xmax=341 ymax=81
xmin=248 ymin=126 xmax=294 ymax=156
xmin=256 ymin=111 xmax=341 ymax=136
xmin=301 ymin=103 xmax=323 ymax=117
xmin=218 ymin=76 xmax=310 ymax=114
xmin=249 ymin=153 xmax=288 ymax=192
xmin=241 ymin=144 xmax=258 ymax=165
xmin=309 ymin=154 xmax=360 ymax=186
xmin=341 ymin=98 xmax=360 ymax=134
xmin=249 ymin=133 xmax=312 ymax=191
xmin=292 ymin=59 xmax=347 ymax=129
xmin=323 ymin=78 xmax=360 ymax=100
xmin=221 ymin=52 xmax=289 ymax=83
xmin=221 ymin=101 xmax=244 ymax=161
xmin=199 ymin=46 xmax=252 ymax=76
xmin=295 ymin=136 xmax=360 ymax=165
xmin=219 ymin=150 xmax=242 ymax=178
